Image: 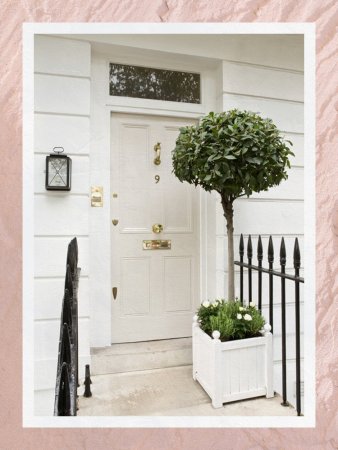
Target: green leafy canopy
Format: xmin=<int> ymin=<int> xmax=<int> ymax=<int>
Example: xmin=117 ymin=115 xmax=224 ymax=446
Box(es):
xmin=172 ymin=109 xmax=294 ymax=199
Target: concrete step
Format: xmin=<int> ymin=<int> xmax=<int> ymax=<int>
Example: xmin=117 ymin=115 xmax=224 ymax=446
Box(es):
xmin=91 ymin=337 xmax=192 ymax=376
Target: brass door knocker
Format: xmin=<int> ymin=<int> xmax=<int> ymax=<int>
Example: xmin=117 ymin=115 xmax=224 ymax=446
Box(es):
xmin=153 ymin=143 xmax=161 ymax=165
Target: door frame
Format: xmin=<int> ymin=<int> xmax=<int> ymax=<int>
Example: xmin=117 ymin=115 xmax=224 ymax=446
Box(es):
xmin=90 ymin=49 xmax=218 ymax=347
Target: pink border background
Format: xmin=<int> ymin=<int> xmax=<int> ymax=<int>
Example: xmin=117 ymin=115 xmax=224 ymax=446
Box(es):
xmin=1 ymin=1 xmax=337 ymax=448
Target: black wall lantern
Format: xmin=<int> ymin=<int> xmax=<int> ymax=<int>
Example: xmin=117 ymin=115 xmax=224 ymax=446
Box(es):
xmin=45 ymin=147 xmax=72 ymax=191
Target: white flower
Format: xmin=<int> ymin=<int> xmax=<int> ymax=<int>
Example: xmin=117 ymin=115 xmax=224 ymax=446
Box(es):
xmin=202 ymin=301 xmax=210 ymax=308
xmin=244 ymin=314 xmax=252 ymax=321
xmin=239 ymin=306 xmax=245 ymax=311
xmin=237 ymin=313 xmax=242 ymax=319
xmin=212 ymin=301 xmax=218 ymax=306
xmin=249 ymin=302 xmax=256 ymax=308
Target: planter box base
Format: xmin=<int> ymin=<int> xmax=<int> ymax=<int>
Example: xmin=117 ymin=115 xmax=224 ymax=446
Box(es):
xmin=192 ymin=320 xmax=273 ymax=408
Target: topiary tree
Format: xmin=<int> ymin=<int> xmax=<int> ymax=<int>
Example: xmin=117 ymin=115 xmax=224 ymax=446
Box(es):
xmin=172 ymin=109 xmax=294 ymax=301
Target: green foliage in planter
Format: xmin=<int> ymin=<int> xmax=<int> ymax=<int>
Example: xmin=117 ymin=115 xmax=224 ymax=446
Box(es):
xmin=197 ymin=300 xmax=265 ymax=342
xmin=172 ymin=109 xmax=294 ymax=300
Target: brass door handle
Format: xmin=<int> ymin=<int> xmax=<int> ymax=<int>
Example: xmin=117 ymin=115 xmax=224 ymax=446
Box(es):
xmin=152 ymin=223 xmax=163 ymax=234
xmin=153 ymin=142 xmax=161 ymax=165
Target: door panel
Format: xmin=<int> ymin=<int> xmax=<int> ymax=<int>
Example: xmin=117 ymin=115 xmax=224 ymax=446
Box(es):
xmin=121 ymin=257 xmax=150 ymax=315
xmin=164 ymin=256 xmax=192 ymax=312
xmin=111 ymin=113 xmax=200 ymax=343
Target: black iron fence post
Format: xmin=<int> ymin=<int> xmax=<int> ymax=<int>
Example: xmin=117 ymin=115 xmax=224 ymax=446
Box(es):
xmin=280 ymin=237 xmax=288 ymax=406
xmin=257 ymin=236 xmax=263 ymax=312
xmin=239 ymin=234 xmax=244 ymax=304
xmin=268 ymin=236 xmax=274 ymax=333
xmin=247 ymin=235 xmax=253 ymax=305
xmin=294 ymin=238 xmax=302 ymax=416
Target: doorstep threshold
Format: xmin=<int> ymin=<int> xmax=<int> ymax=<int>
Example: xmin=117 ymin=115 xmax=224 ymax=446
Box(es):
xmin=91 ymin=337 xmax=192 ymax=356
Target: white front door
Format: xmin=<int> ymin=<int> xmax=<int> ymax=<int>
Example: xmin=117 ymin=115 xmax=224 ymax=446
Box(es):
xmin=111 ymin=113 xmax=200 ymax=343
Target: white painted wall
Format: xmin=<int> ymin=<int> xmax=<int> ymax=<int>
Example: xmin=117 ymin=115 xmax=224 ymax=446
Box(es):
xmin=34 ymin=36 xmax=91 ymax=415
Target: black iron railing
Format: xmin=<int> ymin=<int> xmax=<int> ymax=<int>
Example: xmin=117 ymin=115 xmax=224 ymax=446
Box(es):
xmin=54 ymin=238 xmax=80 ymax=416
xmin=234 ymin=234 xmax=304 ymax=416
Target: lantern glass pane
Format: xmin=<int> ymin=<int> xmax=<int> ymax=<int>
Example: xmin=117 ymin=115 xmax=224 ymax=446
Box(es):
xmin=48 ymin=157 xmax=68 ymax=187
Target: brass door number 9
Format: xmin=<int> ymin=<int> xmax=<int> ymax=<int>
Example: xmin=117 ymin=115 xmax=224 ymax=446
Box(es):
xmin=155 ymin=175 xmax=160 ymax=183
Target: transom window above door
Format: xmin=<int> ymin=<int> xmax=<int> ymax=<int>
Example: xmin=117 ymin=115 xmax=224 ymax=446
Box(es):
xmin=109 ymin=63 xmax=201 ymax=104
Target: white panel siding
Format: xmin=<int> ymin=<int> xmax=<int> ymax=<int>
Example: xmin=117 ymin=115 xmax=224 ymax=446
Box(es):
xmin=35 ymin=36 xmax=90 ymax=77
xmin=34 ymin=114 xmax=90 ymax=155
xmin=35 ymin=74 xmax=90 ymax=115
xmin=34 ymin=277 xmax=90 ymax=320
xmin=34 ymin=355 xmax=91 ymax=392
xmin=255 ymin=168 xmax=303 ymax=200
xmin=216 ymin=200 xmax=303 ymax=236
xmin=222 ymin=93 xmax=303 ymax=133
xmin=284 ymin=133 xmax=304 ymax=167
xmin=34 ymin=389 xmax=55 ymax=416
xmin=214 ymin=169 xmax=303 ymax=204
xmin=34 ymin=237 xmax=89 ymax=278
xmin=273 ymin=333 xmax=304 ymax=362
xmin=222 ymin=61 xmax=304 ymax=102
xmin=34 ymin=195 xmax=89 ymax=236
xmin=35 ymin=317 xmax=90 ymax=360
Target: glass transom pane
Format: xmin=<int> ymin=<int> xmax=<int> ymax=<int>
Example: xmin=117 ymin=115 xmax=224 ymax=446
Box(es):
xmin=109 ymin=63 xmax=201 ymax=104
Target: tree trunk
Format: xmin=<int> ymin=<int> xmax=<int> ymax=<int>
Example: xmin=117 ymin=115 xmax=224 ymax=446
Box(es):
xmin=221 ymin=197 xmax=235 ymax=301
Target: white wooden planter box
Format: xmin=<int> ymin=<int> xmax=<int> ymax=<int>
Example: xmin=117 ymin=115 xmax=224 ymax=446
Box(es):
xmin=192 ymin=319 xmax=274 ymax=408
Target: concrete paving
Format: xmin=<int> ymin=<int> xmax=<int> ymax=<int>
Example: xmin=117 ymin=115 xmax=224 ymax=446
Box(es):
xmin=78 ymin=365 xmax=297 ymax=416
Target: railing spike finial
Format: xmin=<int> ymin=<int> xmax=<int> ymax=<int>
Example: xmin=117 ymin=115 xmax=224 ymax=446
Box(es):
xmin=280 ymin=237 xmax=286 ymax=266
xmin=257 ymin=235 xmax=263 ymax=261
xmin=239 ymin=233 xmax=244 ymax=256
xmin=72 ymin=237 xmax=78 ymax=268
xmin=268 ymin=235 xmax=274 ymax=263
xmin=247 ymin=235 xmax=253 ymax=259
xmin=293 ymin=238 xmax=301 ymax=269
